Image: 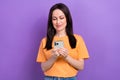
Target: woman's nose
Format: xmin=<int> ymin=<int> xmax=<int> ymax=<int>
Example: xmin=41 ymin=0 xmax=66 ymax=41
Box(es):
xmin=56 ymin=19 xmax=60 ymax=24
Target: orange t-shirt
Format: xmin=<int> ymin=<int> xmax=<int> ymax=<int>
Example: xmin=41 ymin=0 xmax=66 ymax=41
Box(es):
xmin=36 ymin=34 xmax=89 ymax=77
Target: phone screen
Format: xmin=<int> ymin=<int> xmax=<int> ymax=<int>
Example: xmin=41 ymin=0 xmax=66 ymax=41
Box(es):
xmin=54 ymin=41 xmax=64 ymax=48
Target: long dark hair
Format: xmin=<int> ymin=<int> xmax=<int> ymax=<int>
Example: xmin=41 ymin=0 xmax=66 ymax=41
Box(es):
xmin=45 ymin=3 xmax=76 ymax=50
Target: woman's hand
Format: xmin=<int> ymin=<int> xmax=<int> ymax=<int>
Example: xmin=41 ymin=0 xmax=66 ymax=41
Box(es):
xmin=51 ymin=49 xmax=60 ymax=58
xmin=58 ymin=48 xmax=68 ymax=58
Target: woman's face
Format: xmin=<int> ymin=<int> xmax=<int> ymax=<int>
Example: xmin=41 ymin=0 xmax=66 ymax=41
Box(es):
xmin=52 ymin=9 xmax=67 ymax=33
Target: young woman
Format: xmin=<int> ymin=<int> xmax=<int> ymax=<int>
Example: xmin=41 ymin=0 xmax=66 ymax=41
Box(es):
xmin=36 ymin=3 xmax=89 ymax=80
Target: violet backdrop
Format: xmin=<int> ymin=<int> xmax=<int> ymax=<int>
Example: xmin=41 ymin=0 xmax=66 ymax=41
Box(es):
xmin=0 ymin=0 xmax=120 ymax=80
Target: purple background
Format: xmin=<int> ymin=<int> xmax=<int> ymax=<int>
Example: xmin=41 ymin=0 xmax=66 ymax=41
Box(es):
xmin=0 ymin=0 xmax=120 ymax=80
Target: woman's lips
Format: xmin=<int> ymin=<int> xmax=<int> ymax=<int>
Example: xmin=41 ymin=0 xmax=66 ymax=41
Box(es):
xmin=56 ymin=25 xmax=62 ymax=28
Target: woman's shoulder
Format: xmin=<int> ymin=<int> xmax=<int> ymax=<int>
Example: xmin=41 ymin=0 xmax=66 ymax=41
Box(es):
xmin=73 ymin=34 xmax=83 ymax=39
xmin=40 ymin=37 xmax=47 ymax=43
xmin=73 ymin=34 xmax=85 ymax=44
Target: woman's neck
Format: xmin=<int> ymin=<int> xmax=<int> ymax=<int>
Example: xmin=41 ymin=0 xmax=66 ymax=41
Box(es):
xmin=56 ymin=31 xmax=66 ymax=37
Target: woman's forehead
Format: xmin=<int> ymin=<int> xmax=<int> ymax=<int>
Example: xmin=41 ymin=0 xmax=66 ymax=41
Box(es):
xmin=52 ymin=9 xmax=65 ymax=17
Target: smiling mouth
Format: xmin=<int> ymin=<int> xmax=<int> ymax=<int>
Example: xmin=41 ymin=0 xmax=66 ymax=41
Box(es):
xmin=56 ymin=24 xmax=62 ymax=27
xmin=56 ymin=26 xmax=60 ymax=28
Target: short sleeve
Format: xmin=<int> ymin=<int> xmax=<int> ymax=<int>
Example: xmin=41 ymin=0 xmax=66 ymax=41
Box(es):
xmin=76 ymin=35 xmax=89 ymax=59
xmin=36 ymin=38 xmax=47 ymax=62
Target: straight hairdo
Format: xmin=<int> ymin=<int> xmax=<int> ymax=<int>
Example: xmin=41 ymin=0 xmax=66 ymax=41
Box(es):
xmin=45 ymin=3 xmax=76 ymax=50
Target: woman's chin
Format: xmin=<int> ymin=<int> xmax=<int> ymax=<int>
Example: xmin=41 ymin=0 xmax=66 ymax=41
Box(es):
xmin=56 ymin=28 xmax=61 ymax=31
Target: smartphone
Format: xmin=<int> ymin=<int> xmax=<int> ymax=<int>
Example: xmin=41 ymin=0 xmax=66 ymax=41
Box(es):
xmin=54 ymin=41 xmax=64 ymax=48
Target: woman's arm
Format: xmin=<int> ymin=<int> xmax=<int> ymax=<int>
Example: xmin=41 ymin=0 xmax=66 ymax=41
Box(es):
xmin=41 ymin=49 xmax=59 ymax=72
xmin=41 ymin=55 xmax=57 ymax=72
xmin=58 ymin=48 xmax=84 ymax=70
xmin=65 ymin=56 xmax=84 ymax=70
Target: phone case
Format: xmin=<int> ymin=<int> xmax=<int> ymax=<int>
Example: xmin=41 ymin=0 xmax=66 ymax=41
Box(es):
xmin=54 ymin=41 xmax=64 ymax=48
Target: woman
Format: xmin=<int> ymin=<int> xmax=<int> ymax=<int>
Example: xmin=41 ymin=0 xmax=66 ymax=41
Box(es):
xmin=36 ymin=3 xmax=89 ymax=80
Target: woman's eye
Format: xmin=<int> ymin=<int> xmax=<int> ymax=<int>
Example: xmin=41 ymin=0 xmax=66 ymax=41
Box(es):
xmin=60 ymin=17 xmax=64 ymax=19
xmin=52 ymin=18 xmax=57 ymax=20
